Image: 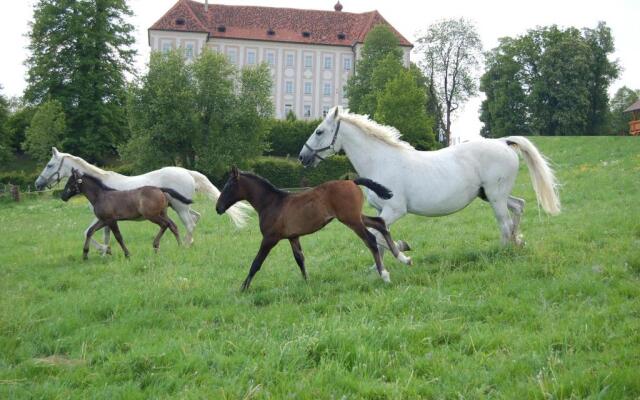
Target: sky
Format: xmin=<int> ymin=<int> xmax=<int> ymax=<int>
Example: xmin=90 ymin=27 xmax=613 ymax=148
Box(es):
xmin=1 ymin=0 xmax=638 ymax=139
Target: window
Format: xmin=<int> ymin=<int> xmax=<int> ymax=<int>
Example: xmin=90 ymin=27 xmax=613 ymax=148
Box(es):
xmin=227 ymin=49 xmax=237 ymax=65
xmin=323 ymin=82 xmax=332 ymax=96
xmin=286 ymin=53 xmax=294 ymax=67
xmin=161 ymin=41 xmax=172 ymax=53
xmin=344 ymin=57 xmax=352 ymax=71
xmin=285 ymin=80 xmax=294 ymax=94
xmin=266 ymin=52 xmax=275 ymax=66
xmin=304 ymin=55 xmax=312 ymax=69
xmin=247 ymin=51 xmax=256 ymax=65
xmin=184 ymin=43 xmax=194 ymax=60
xmin=304 ymin=82 xmax=312 ymax=95
xmin=324 ymin=55 xmax=333 ymax=70
xmin=322 ymin=105 xmax=330 ymax=117
xmin=284 ymin=104 xmax=293 ymax=116
xmin=303 ymin=104 xmax=311 ymax=118
xmin=342 ymin=85 xmax=347 ymax=98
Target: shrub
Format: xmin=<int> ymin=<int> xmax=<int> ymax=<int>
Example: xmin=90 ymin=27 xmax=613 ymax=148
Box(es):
xmin=265 ymin=119 xmax=321 ymax=157
xmin=250 ymin=156 xmax=354 ymax=188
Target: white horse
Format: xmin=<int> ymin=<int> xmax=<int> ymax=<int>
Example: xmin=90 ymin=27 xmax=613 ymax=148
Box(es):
xmin=35 ymin=147 xmax=251 ymax=253
xmin=299 ymin=107 xmax=560 ymax=265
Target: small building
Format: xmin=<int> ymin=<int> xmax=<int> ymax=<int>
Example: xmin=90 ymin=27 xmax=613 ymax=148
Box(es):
xmin=624 ymin=99 xmax=640 ymax=136
xmin=149 ymin=0 xmax=412 ymax=120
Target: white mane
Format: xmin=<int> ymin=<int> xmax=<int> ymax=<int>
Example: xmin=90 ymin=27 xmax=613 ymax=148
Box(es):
xmin=60 ymin=152 xmax=117 ymax=177
xmin=338 ymin=111 xmax=415 ymax=151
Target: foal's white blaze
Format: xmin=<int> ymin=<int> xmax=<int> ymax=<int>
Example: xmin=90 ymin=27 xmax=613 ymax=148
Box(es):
xmin=299 ymin=106 xmax=561 ymax=264
xmin=35 ymin=148 xmax=252 ymax=249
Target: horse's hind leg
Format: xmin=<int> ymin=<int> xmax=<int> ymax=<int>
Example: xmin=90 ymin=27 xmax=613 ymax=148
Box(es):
xmin=344 ymin=220 xmax=391 ymax=283
xmin=109 ymin=222 xmax=130 ymax=257
xmin=165 ymin=216 xmax=182 ymax=246
xmin=489 ymin=198 xmax=514 ymax=246
xmin=368 ymin=206 xmax=411 ymax=265
xmin=171 ymin=201 xmax=196 ymax=246
xmin=289 ymin=237 xmax=307 ymax=281
xmin=507 ymin=196 xmax=525 ymax=246
xmin=363 ymin=215 xmax=412 ymax=265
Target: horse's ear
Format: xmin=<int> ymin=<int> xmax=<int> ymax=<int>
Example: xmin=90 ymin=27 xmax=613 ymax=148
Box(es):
xmin=231 ymin=165 xmax=239 ymax=179
xmin=52 ymin=147 xmax=59 ymax=156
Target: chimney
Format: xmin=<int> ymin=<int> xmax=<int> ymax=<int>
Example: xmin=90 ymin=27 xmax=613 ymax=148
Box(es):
xmin=205 ymin=0 xmax=208 ymax=12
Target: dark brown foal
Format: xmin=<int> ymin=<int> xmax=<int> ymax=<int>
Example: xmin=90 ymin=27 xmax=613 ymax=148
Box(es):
xmin=216 ymin=166 xmax=406 ymax=291
xmin=61 ymin=169 xmax=189 ymax=259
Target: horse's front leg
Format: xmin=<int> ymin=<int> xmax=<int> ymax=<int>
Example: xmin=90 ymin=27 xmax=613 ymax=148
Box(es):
xmin=83 ymin=220 xmax=106 ymax=260
xmin=84 ymin=216 xmax=110 ymax=254
xmin=370 ymin=206 xmax=411 ymax=265
xmin=241 ymin=237 xmax=278 ymax=291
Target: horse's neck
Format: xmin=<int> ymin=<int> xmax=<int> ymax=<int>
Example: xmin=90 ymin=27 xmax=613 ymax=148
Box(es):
xmin=79 ymin=179 xmax=104 ymax=205
xmin=66 ymin=157 xmax=117 ymax=182
xmin=242 ymin=177 xmax=284 ymax=215
xmin=341 ymin=123 xmax=405 ymax=177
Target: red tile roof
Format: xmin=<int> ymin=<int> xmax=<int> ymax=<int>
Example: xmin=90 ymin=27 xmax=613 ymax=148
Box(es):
xmin=624 ymin=99 xmax=640 ymax=113
xmin=150 ymin=0 xmax=412 ymax=47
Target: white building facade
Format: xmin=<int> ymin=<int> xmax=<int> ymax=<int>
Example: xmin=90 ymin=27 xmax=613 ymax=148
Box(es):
xmin=149 ymin=0 xmax=412 ymax=119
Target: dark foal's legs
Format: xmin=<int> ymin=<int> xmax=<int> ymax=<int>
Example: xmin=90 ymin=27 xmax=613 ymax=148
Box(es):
xmin=289 ymin=237 xmax=307 ymax=281
xmin=362 ymin=215 xmax=412 ymax=265
xmin=83 ymin=220 xmax=107 ymax=260
xmin=342 ymin=219 xmax=391 ymax=283
xmin=148 ymin=214 xmax=181 ymax=252
xmin=241 ymin=237 xmax=278 ymax=291
xmin=109 ymin=222 xmax=130 ymax=258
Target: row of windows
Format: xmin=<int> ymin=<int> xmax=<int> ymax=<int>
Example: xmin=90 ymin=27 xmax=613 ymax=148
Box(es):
xmin=285 ymin=81 xmax=347 ymax=97
xmin=227 ymin=49 xmax=352 ymax=71
xmin=284 ymin=104 xmax=334 ymax=118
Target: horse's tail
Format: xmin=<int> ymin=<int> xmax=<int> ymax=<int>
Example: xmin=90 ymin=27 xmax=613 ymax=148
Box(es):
xmin=188 ymin=170 xmax=252 ymax=228
xmin=502 ymin=136 xmax=561 ymax=215
xmin=161 ymin=188 xmax=193 ymax=204
xmin=354 ymin=178 xmax=393 ymax=200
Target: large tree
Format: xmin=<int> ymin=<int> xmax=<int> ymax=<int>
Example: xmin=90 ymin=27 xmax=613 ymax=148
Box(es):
xmin=609 ymin=86 xmax=640 ymax=135
xmin=125 ymin=49 xmax=273 ymax=179
xmin=25 ymin=0 xmax=135 ymax=161
xmin=0 ymin=87 xmax=10 ymax=163
xmin=479 ymin=23 xmax=619 ymax=137
xmin=23 ymin=100 xmax=67 ymax=162
xmin=416 ymin=18 xmax=483 ymax=146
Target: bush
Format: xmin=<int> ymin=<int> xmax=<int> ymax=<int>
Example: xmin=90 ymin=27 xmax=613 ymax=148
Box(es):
xmin=250 ymin=156 xmax=355 ymax=188
xmin=265 ymin=119 xmax=322 ymax=157
xmin=0 ymin=171 xmax=41 ymax=190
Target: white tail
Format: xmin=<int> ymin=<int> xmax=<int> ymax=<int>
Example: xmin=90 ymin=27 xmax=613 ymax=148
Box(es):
xmin=502 ymin=136 xmax=561 ymax=215
xmin=188 ymin=170 xmax=253 ymax=227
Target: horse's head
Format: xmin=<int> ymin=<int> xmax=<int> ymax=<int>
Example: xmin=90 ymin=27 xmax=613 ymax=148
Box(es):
xmin=216 ymin=166 xmax=245 ymax=215
xmin=35 ymin=147 xmax=70 ymax=190
xmin=299 ymin=106 xmax=343 ymax=167
xmin=60 ymin=169 xmax=83 ymax=202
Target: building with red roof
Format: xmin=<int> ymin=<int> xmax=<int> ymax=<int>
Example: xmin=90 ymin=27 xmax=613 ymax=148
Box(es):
xmin=149 ymin=0 xmax=412 ymax=119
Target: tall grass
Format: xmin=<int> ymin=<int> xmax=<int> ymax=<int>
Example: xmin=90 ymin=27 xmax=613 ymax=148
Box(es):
xmin=1 ymin=137 xmax=639 ymax=398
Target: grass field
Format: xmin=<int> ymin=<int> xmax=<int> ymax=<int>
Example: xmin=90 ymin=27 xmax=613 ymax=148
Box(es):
xmin=1 ymin=137 xmax=639 ymax=399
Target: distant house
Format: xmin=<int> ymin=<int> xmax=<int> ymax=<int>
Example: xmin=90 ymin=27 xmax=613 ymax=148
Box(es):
xmin=149 ymin=0 xmax=412 ymax=119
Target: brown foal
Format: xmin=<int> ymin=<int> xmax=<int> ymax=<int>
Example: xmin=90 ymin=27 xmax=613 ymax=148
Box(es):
xmin=216 ymin=166 xmax=406 ymax=291
xmin=61 ymin=169 xmax=188 ymax=259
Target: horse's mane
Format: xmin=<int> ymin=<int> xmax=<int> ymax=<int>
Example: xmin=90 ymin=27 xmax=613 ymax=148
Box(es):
xmin=337 ymin=110 xmax=415 ymax=151
xmin=61 ymin=153 xmax=118 ymax=177
xmin=242 ymin=172 xmax=288 ymax=197
xmin=81 ymin=173 xmax=115 ymax=191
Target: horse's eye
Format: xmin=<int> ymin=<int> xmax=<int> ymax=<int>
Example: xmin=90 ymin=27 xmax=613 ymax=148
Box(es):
xmin=47 ymin=164 xmax=53 ymax=168
xmin=316 ymin=129 xmax=324 ymax=136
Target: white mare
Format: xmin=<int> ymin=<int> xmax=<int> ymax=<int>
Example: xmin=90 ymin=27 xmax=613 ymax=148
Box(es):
xmin=299 ymin=107 xmax=560 ymax=265
xmin=35 ymin=148 xmax=251 ymax=253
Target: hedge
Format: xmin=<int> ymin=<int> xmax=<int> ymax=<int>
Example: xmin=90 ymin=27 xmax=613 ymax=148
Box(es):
xmin=250 ymin=156 xmax=355 ymax=188
xmin=265 ymin=119 xmax=322 ymax=157
xmin=0 ymin=171 xmax=41 ymax=190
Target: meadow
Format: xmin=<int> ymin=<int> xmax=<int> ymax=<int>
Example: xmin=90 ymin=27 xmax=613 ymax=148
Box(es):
xmin=1 ymin=136 xmax=639 ymax=399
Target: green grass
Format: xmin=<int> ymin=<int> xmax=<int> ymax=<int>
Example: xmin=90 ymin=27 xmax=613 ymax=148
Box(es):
xmin=1 ymin=136 xmax=639 ymax=398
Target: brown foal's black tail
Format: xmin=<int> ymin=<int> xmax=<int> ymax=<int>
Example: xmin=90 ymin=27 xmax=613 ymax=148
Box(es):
xmin=353 ymin=178 xmax=392 ymax=200
xmin=161 ymin=188 xmax=193 ymax=204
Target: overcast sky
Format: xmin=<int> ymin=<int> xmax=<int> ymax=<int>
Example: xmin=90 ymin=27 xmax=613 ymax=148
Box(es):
xmin=1 ymin=0 xmax=638 ymax=138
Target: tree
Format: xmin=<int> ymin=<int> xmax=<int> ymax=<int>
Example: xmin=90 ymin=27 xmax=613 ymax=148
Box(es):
xmin=609 ymin=86 xmax=640 ymax=135
xmin=347 ymin=24 xmax=403 ymax=116
xmin=25 ymin=0 xmax=135 ymax=162
xmin=124 ymin=49 xmax=273 ymax=180
xmin=0 ymin=87 xmax=10 ymax=163
xmin=23 ymin=100 xmax=66 ymax=162
xmin=479 ymin=23 xmax=619 ymax=137
xmin=375 ymin=70 xmax=435 ymax=150
xmin=416 ymin=18 xmax=483 ymax=146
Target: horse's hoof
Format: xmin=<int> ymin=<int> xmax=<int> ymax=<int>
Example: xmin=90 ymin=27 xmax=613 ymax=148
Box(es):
xmin=380 ymin=270 xmax=391 ymax=283
xmin=105 ymin=247 xmax=112 ymax=255
xmin=398 ymin=240 xmax=411 ymax=252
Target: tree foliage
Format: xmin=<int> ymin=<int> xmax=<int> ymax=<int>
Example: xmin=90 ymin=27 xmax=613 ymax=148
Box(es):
xmin=25 ymin=0 xmax=135 ymax=161
xmin=609 ymin=86 xmax=640 ymax=135
xmin=416 ymin=18 xmax=483 ymax=145
xmin=0 ymin=88 xmax=10 ymax=163
xmin=23 ymin=100 xmax=66 ymax=162
xmin=124 ymin=50 xmax=273 ymax=179
xmin=480 ymin=23 xmax=619 ymax=137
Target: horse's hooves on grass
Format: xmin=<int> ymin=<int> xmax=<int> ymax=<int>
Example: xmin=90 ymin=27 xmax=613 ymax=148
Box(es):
xmin=398 ymin=240 xmax=411 ymax=252
xmin=380 ymin=270 xmax=391 ymax=283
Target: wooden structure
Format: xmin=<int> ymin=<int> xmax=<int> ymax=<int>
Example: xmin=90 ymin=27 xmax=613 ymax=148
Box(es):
xmin=624 ymin=99 xmax=640 ymax=136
